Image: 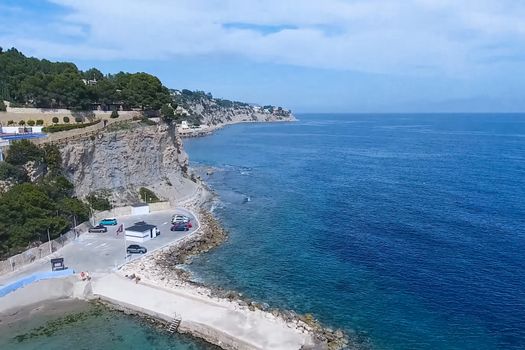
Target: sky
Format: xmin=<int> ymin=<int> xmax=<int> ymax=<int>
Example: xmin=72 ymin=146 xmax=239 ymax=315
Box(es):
xmin=1 ymin=0 xmax=524 ymax=113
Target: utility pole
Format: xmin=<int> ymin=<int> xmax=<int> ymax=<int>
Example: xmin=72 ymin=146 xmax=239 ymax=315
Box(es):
xmin=47 ymin=228 xmax=52 ymax=254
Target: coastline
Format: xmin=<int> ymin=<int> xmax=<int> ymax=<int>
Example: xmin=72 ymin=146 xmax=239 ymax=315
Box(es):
xmin=117 ymin=197 xmax=349 ymax=349
xmin=179 ymin=117 xmax=297 ymax=138
xmin=0 ymin=182 xmax=348 ymax=350
xmin=0 ymin=118 xmax=349 ymax=350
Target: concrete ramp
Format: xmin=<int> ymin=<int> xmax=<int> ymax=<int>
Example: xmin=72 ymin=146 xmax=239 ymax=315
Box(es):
xmin=91 ymin=273 xmax=313 ymax=350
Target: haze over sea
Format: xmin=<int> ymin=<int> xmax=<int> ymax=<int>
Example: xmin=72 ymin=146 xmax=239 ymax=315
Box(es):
xmin=185 ymin=114 xmax=525 ymax=350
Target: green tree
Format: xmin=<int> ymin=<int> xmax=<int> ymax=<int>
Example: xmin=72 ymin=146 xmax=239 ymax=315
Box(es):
xmin=5 ymin=139 xmax=43 ymax=165
xmin=18 ymin=120 xmax=25 ymax=126
xmin=52 ymin=117 xmax=59 ymax=124
xmin=27 ymin=120 xmax=35 ymax=126
xmin=0 ymin=100 xmax=6 ymax=111
xmin=110 ymin=109 xmax=119 ymax=118
xmin=160 ymin=104 xmax=174 ymax=123
xmin=42 ymin=144 xmax=62 ymax=175
xmin=86 ymin=193 xmax=111 ymax=211
xmin=75 ymin=116 xmax=83 ymax=123
xmin=36 ymin=119 xmax=44 ymax=125
xmin=0 ymin=162 xmax=28 ymax=183
xmin=63 ymin=116 xmax=70 ymax=123
xmin=139 ymin=187 xmax=160 ymax=203
xmin=59 ymin=197 xmax=90 ymax=223
xmin=82 ymin=68 xmax=104 ymax=81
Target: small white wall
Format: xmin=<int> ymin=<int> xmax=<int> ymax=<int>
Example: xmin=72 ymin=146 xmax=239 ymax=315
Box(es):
xmin=131 ymin=205 xmax=150 ymax=216
xmin=1 ymin=126 xmax=44 ymax=134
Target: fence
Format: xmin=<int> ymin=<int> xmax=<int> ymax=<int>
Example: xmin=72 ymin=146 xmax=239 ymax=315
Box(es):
xmin=0 ymin=222 xmax=90 ymax=275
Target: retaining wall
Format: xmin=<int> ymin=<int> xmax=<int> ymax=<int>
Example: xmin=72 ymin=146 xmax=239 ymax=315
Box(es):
xmin=0 ymin=269 xmax=74 ymax=297
xmin=149 ymin=201 xmax=171 ymax=212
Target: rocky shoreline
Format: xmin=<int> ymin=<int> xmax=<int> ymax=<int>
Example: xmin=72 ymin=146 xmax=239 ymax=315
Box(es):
xmin=120 ymin=194 xmax=349 ymax=350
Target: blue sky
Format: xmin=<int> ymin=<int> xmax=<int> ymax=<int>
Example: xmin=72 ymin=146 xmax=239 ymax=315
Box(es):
xmin=1 ymin=0 xmax=525 ymax=112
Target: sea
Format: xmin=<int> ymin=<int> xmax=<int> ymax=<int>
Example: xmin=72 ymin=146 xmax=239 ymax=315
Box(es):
xmin=3 ymin=113 xmax=525 ymax=349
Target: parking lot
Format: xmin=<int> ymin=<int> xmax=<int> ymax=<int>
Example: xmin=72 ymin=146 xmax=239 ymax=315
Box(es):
xmin=0 ymin=208 xmax=198 ymax=286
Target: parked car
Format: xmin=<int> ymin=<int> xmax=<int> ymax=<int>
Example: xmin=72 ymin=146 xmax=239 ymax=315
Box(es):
xmin=127 ymin=244 xmax=147 ymax=254
xmin=171 ymin=215 xmax=190 ymax=224
xmin=88 ymin=225 xmax=108 ymax=233
xmin=171 ymin=223 xmax=190 ymax=231
xmin=99 ymin=218 xmax=118 ymax=226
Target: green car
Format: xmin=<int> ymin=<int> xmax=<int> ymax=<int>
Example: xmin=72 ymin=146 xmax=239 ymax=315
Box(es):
xmin=99 ymin=218 xmax=118 ymax=226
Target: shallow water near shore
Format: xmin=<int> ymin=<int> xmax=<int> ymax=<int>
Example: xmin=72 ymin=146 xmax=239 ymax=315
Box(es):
xmin=184 ymin=114 xmax=525 ymax=350
xmin=0 ymin=300 xmax=216 ymax=350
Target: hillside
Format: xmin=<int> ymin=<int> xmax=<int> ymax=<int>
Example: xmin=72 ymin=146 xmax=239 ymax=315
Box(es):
xmin=171 ymin=89 xmax=295 ymax=127
xmin=0 ymin=47 xmax=293 ymax=126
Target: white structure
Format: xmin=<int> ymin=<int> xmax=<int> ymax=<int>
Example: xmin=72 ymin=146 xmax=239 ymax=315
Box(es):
xmin=180 ymin=120 xmax=189 ymax=130
xmin=0 ymin=126 xmax=44 ymax=134
xmin=0 ymin=138 xmax=9 ymax=161
xmin=125 ymin=224 xmax=159 ymax=243
xmin=131 ymin=203 xmax=150 ymax=216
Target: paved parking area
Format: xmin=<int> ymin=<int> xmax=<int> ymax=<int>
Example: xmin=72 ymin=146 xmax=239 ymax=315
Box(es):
xmin=0 ymin=208 xmax=198 ymax=286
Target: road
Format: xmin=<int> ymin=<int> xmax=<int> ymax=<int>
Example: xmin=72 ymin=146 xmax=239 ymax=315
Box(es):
xmin=0 ymin=208 xmax=198 ymax=286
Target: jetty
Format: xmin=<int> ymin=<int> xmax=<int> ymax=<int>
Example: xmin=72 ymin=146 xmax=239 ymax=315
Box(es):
xmin=92 ymin=273 xmax=315 ymax=350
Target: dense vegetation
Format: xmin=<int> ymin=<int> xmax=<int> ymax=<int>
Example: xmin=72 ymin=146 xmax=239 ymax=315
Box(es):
xmin=0 ymin=140 xmax=89 ymax=257
xmin=138 ymin=187 xmax=160 ymax=203
xmin=85 ymin=191 xmax=112 ymax=211
xmin=0 ymin=47 xmax=171 ymax=111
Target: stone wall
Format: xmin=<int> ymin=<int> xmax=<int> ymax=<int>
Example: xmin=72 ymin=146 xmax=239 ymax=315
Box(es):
xmin=149 ymin=201 xmax=172 ymax=211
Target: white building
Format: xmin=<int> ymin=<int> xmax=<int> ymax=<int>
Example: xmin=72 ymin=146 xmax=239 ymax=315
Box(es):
xmin=0 ymin=126 xmax=44 ymax=134
xmin=125 ymin=223 xmax=160 ymax=243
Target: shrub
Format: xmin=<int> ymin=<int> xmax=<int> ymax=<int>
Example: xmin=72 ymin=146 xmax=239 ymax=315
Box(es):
xmin=139 ymin=187 xmax=160 ymax=203
xmin=86 ymin=193 xmax=112 ymax=211
xmin=27 ymin=120 xmax=35 ymax=126
xmin=140 ymin=117 xmax=156 ymax=126
xmin=110 ymin=110 xmax=119 ymax=118
xmin=18 ymin=120 xmax=25 ymax=126
xmin=63 ymin=116 xmax=70 ymax=123
xmin=42 ymin=119 xmax=101 ymax=133
xmin=7 ymin=120 xmax=14 ymax=125
xmin=36 ymin=119 xmax=44 ymax=126
xmin=0 ymin=100 xmax=6 ymax=112
xmin=75 ymin=116 xmax=83 ymax=123
xmin=52 ymin=117 xmax=59 ymax=124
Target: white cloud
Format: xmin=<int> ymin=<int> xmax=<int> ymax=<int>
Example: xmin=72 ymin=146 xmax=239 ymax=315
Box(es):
xmin=3 ymin=0 xmax=525 ymax=76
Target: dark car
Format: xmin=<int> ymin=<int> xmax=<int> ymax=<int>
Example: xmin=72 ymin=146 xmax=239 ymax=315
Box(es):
xmin=88 ymin=225 xmax=108 ymax=233
xmin=127 ymin=244 xmax=147 ymax=254
xmin=170 ymin=223 xmax=190 ymax=231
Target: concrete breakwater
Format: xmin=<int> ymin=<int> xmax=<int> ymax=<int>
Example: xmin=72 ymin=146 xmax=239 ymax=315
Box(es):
xmin=120 ymin=208 xmax=349 ymax=350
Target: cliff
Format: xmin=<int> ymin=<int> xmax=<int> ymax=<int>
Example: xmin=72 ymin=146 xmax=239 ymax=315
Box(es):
xmin=171 ymin=90 xmax=296 ymax=127
xmin=60 ymin=121 xmax=198 ymax=206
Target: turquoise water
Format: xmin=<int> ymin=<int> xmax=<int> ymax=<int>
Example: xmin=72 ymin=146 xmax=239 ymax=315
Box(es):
xmin=0 ymin=302 xmax=216 ymax=350
xmin=184 ymin=114 xmax=525 ymax=350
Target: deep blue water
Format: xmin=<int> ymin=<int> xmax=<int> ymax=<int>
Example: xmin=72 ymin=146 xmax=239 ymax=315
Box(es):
xmin=184 ymin=114 xmax=525 ymax=350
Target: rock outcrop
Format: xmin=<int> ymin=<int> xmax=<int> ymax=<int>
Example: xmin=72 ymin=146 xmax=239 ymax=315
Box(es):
xmin=60 ymin=121 xmax=197 ymax=205
xmin=172 ymin=90 xmax=296 ymax=126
